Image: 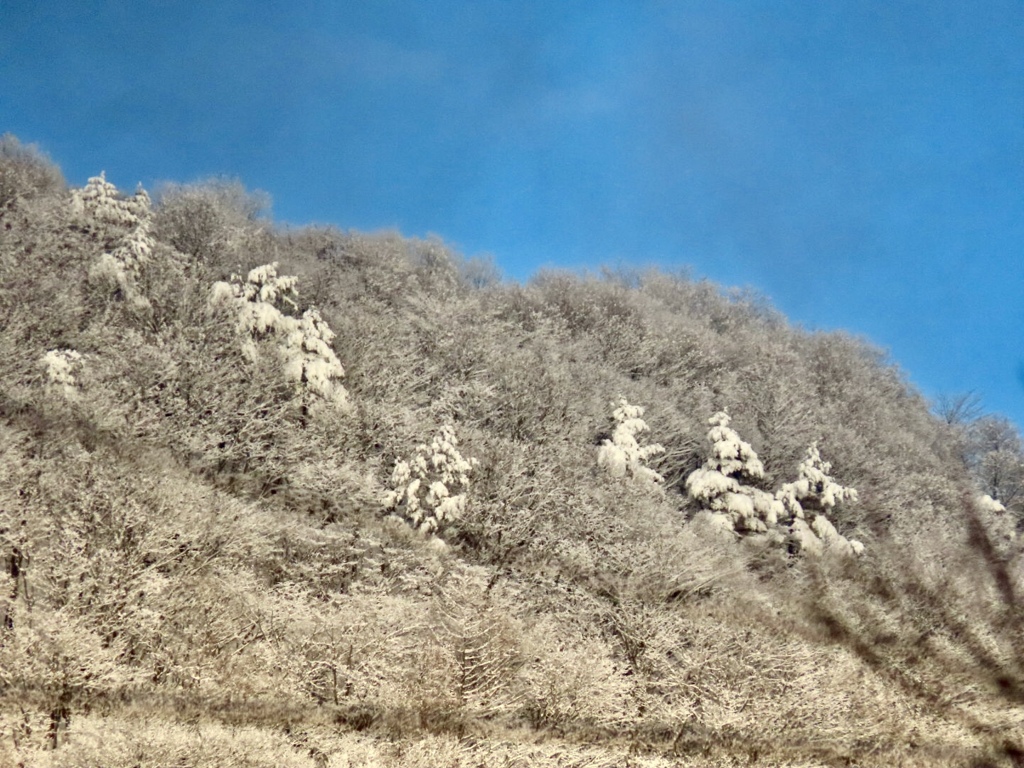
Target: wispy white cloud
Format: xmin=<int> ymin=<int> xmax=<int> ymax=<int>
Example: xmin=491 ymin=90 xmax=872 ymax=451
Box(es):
xmin=318 ymin=34 xmax=445 ymax=84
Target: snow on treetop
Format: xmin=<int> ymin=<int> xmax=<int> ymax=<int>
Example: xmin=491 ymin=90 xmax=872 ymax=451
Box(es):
xmin=612 ymin=399 xmax=647 ymax=423
xmin=704 ymin=411 xmax=765 ymax=480
xmin=235 ymin=262 xmax=299 ymax=308
xmin=71 ymin=172 xmax=151 ymax=230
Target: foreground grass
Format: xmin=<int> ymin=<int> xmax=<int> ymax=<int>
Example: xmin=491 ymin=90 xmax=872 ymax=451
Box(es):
xmin=0 ymin=694 xmax=1011 ymax=768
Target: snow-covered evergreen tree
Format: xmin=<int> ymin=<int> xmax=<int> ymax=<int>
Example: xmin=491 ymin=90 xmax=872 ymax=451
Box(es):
xmin=71 ymin=172 xmax=144 ymax=230
xmin=210 ymin=263 xmax=348 ymax=409
xmin=776 ymin=443 xmax=863 ymax=556
xmin=281 ymin=308 xmax=349 ymax=409
xmin=384 ymin=425 xmax=479 ymax=536
xmin=685 ymin=411 xmax=783 ymax=534
xmin=41 ymin=349 xmax=83 ymax=399
xmin=107 ymin=188 xmax=153 ymax=276
xmin=597 ymin=398 xmax=664 ymax=483
xmin=210 ymin=262 xmax=299 ymax=359
xmin=72 ymin=173 xmax=154 ymax=304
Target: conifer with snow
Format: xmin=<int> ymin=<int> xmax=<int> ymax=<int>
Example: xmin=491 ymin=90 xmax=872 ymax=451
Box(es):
xmin=210 ymin=263 xmax=349 ymax=409
xmin=685 ymin=411 xmax=783 ymax=534
xmin=597 ymin=398 xmax=665 ymax=483
xmin=210 ymin=262 xmax=300 ymax=358
xmin=72 ymin=173 xmax=155 ymax=304
xmin=384 ymin=425 xmax=479 ymax=536
xmin=41 ymin=349 xmax=83 ymax=399
xmin=776 ymin=443 xmax=863 ymax=556
xmin=71 ymin=172 xmax=145 ymax=230
xmin=281 ymin=308 xmax=349 ymax=409
xmin=107 ymin=188 xmax=153 ymax=277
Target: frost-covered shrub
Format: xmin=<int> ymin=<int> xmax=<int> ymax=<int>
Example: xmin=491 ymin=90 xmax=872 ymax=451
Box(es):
xmin=685 ymin=411 xmax=783 ymax=534
xmin=777 ymin=443 xmax=863 ymax=556
xmin=429 ymin=567 xmax=524 ymax=720
xmin=383 ymin=425 xmax=479 ymax=536
xmin=41 ymin=348 xmax=83 ymax=398
xmin=210 ymin=262 xmax=349 ymax=409
xmin=0 ymin=133 xmax=64 ymax=213
xmin=153 ymin=178 xmax=270 ymax=265
xmin=597 ymin=398 xmax=664 ymax=483
xmin=0 ymin=605 xmax=126 ymax=748
xmin=72 ymin=172 xmax=154 ymax=303
xmin=520 ymin=617 xmax=632 ymax=728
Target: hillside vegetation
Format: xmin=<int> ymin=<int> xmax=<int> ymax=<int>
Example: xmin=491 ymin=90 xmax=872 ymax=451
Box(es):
xmin=2 ymin=134 xmax=1024 ymax=766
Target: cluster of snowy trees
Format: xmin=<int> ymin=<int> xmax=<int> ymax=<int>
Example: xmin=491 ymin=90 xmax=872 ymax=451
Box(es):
xmin=28 ymin=168 xmax=1004 ymax=566
xmin=50 ymin=170 xmax=876 ymax=559
xmin=596 ymin=401 xmax=862 ymax=557
xmin=685 ymin=412 xmax=862 ymax=556
xmin=57 ymin=167 xmax=871 ymax=563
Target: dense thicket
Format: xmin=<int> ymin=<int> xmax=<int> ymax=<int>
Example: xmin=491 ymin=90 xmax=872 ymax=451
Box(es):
xmin=2 ymin=136 xmax=1023 ymax=766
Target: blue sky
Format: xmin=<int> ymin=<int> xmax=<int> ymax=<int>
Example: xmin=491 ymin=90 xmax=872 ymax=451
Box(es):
xmin=3 ymin=1 xmax=1023 ymax=425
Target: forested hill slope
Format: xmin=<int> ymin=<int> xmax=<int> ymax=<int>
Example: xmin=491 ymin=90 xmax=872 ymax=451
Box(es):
xmin=2 ymin=134 xmax=1024 ymax=766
